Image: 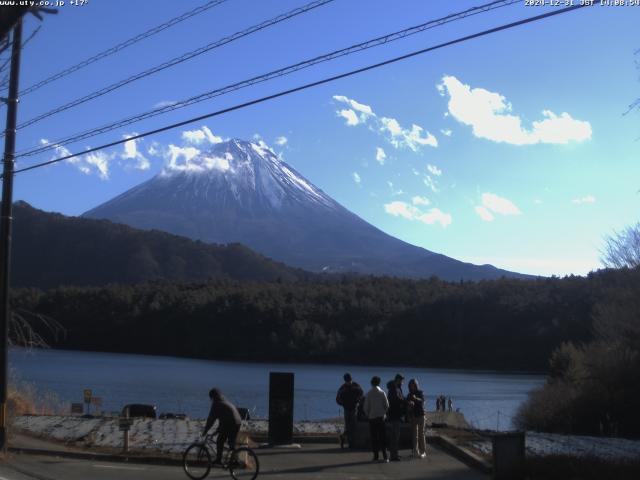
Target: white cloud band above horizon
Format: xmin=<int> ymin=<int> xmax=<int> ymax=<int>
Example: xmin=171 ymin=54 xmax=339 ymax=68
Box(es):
xmin=333 ymin=95 xmax=438 ymax=152
xmin=475 ymin=192 xmax=522 ymax=221
xmin=438 ymin=75 xmax=592 ymax=145
xmin=384 ymin=200 xmax=451 ymax=228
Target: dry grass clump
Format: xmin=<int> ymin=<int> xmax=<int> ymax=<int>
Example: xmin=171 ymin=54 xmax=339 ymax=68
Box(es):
xmin=7 ymin=384 xmax=36 ymax=417
xmin=7 ymin=369 xmax=68 ymax=423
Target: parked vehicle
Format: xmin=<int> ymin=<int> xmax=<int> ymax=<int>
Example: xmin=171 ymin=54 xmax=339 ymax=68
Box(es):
xmin=121 ymin=404 xmax=157 ymax=418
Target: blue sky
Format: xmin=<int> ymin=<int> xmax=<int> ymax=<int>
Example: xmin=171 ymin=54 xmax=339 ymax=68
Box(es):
xmin=5 ymin=0 xmax=639 ymax=276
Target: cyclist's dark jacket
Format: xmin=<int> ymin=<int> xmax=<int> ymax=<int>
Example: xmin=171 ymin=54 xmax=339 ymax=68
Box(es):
xmin=204 ymin=398 xmax=242 ymax=434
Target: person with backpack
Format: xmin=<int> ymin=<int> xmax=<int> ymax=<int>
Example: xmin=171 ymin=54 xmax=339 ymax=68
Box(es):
xmin=336 ymin=372 xmax=364 ymax=449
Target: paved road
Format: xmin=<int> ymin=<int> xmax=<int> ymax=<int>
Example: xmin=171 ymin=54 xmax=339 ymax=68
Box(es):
xmin=0 ymin=443 xmax=486 ymax=480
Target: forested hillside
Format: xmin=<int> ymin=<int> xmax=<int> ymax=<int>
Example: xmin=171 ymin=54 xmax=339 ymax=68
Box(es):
xmin=12 ymin=270 xmax=622 ymax=371
xmin=11 ymin=201 xmax=305 ymax=288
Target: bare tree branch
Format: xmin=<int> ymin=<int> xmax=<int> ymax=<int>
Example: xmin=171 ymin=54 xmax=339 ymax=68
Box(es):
xmin=601 ymin=222 xmax=640 ymax=269
xmin=9 ymin=308 xmax=65 ymax=349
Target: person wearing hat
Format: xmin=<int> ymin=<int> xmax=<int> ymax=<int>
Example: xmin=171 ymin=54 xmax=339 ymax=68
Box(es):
xmin=387 ymin=373 xmax=406 ymax=461
xmin=202 ymin=388 xmax=242 ymax=464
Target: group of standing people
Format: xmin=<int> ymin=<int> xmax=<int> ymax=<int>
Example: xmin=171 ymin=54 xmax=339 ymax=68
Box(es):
xmin=435 ymin=395 xmax=453 ymax=412
xmin=336 ymin=372 xmax=427 ymax=463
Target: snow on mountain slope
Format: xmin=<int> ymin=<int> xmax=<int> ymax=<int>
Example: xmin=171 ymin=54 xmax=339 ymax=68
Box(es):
xmin=84 ymin=139 xmax=528 ymax=280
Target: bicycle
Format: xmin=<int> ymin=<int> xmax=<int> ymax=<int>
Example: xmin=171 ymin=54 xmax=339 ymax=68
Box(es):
xmin=183 ymin=431 xmax=259 ymax=480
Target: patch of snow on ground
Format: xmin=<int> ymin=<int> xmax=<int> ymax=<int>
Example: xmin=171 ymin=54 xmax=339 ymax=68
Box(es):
xmin=13 ymin=416 xmax=343 ymax=454
xmin=469 ymin=432 xmax=640 ymax=460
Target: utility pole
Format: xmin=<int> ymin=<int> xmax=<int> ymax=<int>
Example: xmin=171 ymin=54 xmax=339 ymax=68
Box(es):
xmin=0 ymin=18 xmax=23 ymax=451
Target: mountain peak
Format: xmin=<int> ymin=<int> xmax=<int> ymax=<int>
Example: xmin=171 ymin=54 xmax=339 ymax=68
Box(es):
xmin=84 ymin=138 xmax=530 ymax=281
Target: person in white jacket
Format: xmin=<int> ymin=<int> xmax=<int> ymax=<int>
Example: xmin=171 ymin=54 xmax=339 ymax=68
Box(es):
xmin=363 ymin=375 xmax=389 ymax=462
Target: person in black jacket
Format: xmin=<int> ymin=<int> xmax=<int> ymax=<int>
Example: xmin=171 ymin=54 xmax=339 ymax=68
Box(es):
xmin=387 ymin=373 xmax=405 ymax=461
xmin=203 ymin=388 xmax=242 ymax=464
xmin=336 ymin=373 xmax=364 ymax=449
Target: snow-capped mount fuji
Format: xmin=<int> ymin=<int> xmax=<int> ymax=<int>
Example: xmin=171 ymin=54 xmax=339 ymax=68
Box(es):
xmin=83 ymin=139 xmax=525 ymax=280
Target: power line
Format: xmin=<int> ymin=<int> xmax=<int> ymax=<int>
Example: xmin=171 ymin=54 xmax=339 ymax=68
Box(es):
xmin=8 ymin=3 xmax=591 ymax=177
xmin=0 ymin=26 xmax=40 ymax=89
xmin=9 ymin=0 xmax=336 ymax=135
xmin=17 ymin=0 xmax=519 ymax=158
xmin=17 ymin=0 xmax=230 ymax=97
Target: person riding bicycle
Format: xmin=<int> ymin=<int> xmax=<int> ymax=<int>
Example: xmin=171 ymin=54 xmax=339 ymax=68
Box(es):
xmin=202 ymin=388 xmax=242 ymax=465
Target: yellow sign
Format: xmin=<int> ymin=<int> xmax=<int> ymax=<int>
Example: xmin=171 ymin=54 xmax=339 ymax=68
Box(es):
xmin=83 ymin=389 xmax=92 ymax=403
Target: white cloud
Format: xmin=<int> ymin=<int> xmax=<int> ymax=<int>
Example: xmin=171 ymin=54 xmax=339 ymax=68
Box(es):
xmin=83 ymin=151 xmax=110 ymax=179
xmin=41 ymin=138 xmax=112 ymax=179
xmin=477 ymin=192 xmax=522 ymax=217
xmin=375 ymin=147 xmax=386 ymax=165
xmin=380 ymin=117 xmax=438 ymax=151
xmin=419 ymin=208 xmax=452 ymax=227
xmin=474 ymin=205 xmax=495 ymax=222
xmin=533 ymin=110 xmax=592 ymax=144
xmin=163 ymin=145 xmax=202 ymax=173
xmin=252 ymin=140 xmax=277 ymax=158
xmin=439 ymin=75 xmax=592 ymax=145
xmin=333 ymin=95 xmax=438 ymax=152
xmin=423 ymin=175 xmax=439 ymax=193
xmin=412 ymin=196 xmax=430 ymax=206
xmin=121 ymin=134 xmax=150 ymax=170
xmin=201 ymin=152 xmax=233 ymax=172
xmin=147 ymin=141 xmax=162 ymax=157
xmin=337 ymin=109 xmax=360 ymax=126
xmin=441 ymin=129 xmax=452 ymax=137
xmin=427 ymin=164 xmax=442 ymax=176
xmin=275 ymin=136 xmax=288 ymax=146
xmin=182 ymin=126 xmax=223 ymax=145
xmin=333 ymin=95 xmax=375 ymax=120
xmin=352 ymin=172 xmax=361 ymax=184
xmin=572 ymin=195 xmax=596 ymax=205
xmin=385 ymin=201 xmax=418 ymax=220
xmin=411 ymin=168 xmax=420 ymax=176
xmin=384 ymin=201 xmax=451 ymax=228
xmin=162 ymin=145 xmax=232 ymax=174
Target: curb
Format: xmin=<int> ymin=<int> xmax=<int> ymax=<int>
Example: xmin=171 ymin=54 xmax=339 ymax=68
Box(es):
xmin=434 ymin=434 xmax=492 ymax=474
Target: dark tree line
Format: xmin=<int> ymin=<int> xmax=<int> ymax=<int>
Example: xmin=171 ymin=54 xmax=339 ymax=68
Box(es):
xmin=11 ymin=269 xmax=623 ymax=372
xmin=516 ymin=224 xmax=640 ymax=437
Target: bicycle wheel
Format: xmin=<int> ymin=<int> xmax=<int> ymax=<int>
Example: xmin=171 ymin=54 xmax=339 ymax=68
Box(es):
xmin=228 ymin=446 xmax=259 ymax=480
xmin=183 ymin=443 xmax=212 ymax=480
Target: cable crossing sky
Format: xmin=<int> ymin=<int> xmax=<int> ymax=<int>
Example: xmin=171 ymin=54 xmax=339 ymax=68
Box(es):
xmin=8 ymin=0 xmax=336 ymax=135
xmin=16 ymin=0 xmax=520 ymax=159
xmin=7 ymin=2 xmax=592 ymax=178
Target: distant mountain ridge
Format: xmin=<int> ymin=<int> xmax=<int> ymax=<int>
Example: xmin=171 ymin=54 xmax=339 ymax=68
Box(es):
xmin=11 ymin=201 xmax=304 ymax=289
xmin=83 ymin=138 xmax=529 ymax=281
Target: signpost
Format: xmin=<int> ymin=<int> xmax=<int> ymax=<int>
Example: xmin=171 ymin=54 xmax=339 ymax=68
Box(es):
xmin=119 ymin=417 xmax=133 ymax=452
xmin=83 ymin=389 xmax=92 ymax=415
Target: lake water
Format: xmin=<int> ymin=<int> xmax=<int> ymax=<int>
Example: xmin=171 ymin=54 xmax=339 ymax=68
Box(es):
xmin=9 ymin=348 xmax=544 ymax=431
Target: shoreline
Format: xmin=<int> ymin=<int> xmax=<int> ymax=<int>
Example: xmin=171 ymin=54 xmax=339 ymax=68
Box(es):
xmin=9 ymin=345 xmax=549 ymax=376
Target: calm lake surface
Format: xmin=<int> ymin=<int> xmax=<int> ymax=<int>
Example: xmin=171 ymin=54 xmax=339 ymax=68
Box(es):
xmin=9 ymin=348 xmax=544 ymax=430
